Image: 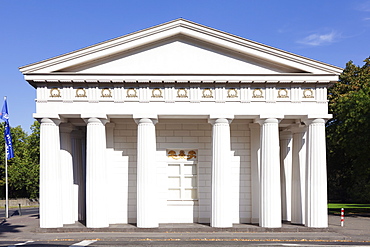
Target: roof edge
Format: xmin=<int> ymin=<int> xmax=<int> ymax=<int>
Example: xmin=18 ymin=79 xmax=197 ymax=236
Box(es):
xmin=19 ymin=18 xmax=343 ymax=75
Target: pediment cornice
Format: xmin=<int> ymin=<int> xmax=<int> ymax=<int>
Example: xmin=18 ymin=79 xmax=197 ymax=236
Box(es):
xmin=25 ymin=73 xmax=338 ymax=87
xmin=19 ymin=19 xmax=343 ymax=76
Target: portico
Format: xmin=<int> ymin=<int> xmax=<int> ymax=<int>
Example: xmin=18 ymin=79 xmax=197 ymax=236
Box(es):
xmin=19 ymin=19 xmax=341 ymax=229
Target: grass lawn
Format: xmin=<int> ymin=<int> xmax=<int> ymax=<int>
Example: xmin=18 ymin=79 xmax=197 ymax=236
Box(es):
xmin=328 ymin=203 xmax=370 ymax=215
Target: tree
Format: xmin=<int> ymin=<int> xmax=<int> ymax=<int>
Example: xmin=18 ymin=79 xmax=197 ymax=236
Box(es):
xmin=327 ymin=57 xmax=370 ymax=203
xmin=0 ymin=121 xmax=40 ymax=199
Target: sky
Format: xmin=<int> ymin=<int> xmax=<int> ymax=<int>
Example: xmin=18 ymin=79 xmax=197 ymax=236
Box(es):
xmin=1 ymin=0 xmax=369 ymax=132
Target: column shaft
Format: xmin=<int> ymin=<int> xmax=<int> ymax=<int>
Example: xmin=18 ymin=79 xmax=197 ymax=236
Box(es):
xmin=291 ymin=128 xmax=306 ymax=225
xmin=86 ymin=117 xmax=108 ymax=228
xmin=136 ymin=118 xmax=158 ymax=228
xmin=71 ymin=130 xmax=86 ymax=222
xmin=259 ymin=118 xmax=282 ymax=228
xmin=211 ymin=118 xmax=232 ymax=227
xmin=305 ymin=119 xmax=328 ymax=227
xmin=249 ymin=123 xmax=260 ymax=224
xmin=39 ymin=118 xmax=63 ymax=228
xmin=60 ymin=124 xmax=75 ymax=225
xmin=280 ymin=131 xmax=292 ymax=222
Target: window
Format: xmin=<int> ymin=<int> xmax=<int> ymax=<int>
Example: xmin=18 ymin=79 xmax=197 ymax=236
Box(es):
xmin=167 ymin=149 xmax=198 ymax=201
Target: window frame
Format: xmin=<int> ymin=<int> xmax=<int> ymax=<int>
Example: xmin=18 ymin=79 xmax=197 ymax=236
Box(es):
xmin=166 ymin=149 xmax=198 ymax=202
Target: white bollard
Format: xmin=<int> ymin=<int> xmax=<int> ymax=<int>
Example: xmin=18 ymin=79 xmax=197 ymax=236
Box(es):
xmin=340 ymin=208 xmax=344 ymax=227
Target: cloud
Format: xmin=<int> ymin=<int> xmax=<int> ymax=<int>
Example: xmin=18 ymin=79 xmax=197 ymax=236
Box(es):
xmin=277 ymin=24 xmax=291 ymax=34
xmin=297 ymin=31 xmax=339 ymax=46
xmin=355 ymin=1 xmax=370 ymax=12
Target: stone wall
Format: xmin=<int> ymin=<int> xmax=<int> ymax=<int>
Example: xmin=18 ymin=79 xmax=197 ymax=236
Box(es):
xmin=0 ymin=198 xmax=39 ymax=207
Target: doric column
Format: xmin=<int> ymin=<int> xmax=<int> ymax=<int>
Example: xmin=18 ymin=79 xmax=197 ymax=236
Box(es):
xmin=136 ymin=118 xmax=158 ymax=228
xmin=249 ymin=123 xmax=260 ymax=224
xmin=291 ymin=125 xmax=307 ymax=225
xmin=71 ymin=129 xmax=86 ymax=222
xmin=85 ymin=117 xmax=109 ymax=228
xmin=304 ymin=118 xmax=328 ymax=228
xmin=209 ymin=118 xmax=233 ymax=227
xmin=280 ymin=131 xmax=292 ymax=222
xmin=39 ymin=118 xmax=63 ymax=228
xmin=258 ymin=118 xmax=282 ymax=228
xmin=60 ymin=123 xmax=75 ymax=225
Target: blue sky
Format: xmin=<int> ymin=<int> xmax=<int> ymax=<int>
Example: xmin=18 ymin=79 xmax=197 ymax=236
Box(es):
xmin=1 ymin=0 xmax=369 ymax=131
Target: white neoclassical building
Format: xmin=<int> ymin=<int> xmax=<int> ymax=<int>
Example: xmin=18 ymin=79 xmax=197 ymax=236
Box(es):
xmin=19 ymin=19 xmax=341 ymax=229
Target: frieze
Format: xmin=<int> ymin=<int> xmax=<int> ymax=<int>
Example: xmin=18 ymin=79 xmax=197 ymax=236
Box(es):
xmin=101 ymin=88 xmax=112 ymax=98
xmin=152 ymin=88 xmax=163 ymax=98
xmin=252 ymin=88 xmax=263 ymax=98
xmin=303 ymin=89 xmax=314 ymax=98
xmin=42 ymin=86 xmax=322 ymax=102
xmin=76 ymin=88 xmax=87 ymax=97
xmin=202 ymin=88 xmax=213 ymax=98
xmin=50 ymin=88 xmax=61 ymax=98
xmin=277 ymin=88 xmax=289 ymax=98
xmin=227 ymin=88 xmax=238 ymax=98
xmin=126 ymin=88 xmax=138 ymax=98
xmin=177 ymin=88 xmax=188 ymax=98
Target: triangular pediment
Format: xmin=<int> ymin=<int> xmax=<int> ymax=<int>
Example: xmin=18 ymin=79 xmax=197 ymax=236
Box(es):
xmin=20 ymin=19 xmax=342 ymax=78
xmin=57 ymin=36 xmax=305 ymax=74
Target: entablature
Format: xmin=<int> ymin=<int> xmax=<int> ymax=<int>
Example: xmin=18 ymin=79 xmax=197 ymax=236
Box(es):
xmin=35 ymin=83 xmax=329 ymax=104
xmin=26 ymin=74 xmax=338 ymax=87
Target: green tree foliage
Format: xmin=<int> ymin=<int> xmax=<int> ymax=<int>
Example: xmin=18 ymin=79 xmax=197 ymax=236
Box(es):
xmin=0 ymin=121 xmax=40 ymax=199
xmin=327 ymin=57 xmax=370 ymax=203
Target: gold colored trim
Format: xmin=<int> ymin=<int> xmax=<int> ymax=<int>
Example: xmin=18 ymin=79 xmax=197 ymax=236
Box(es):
xmin=168 ymin=150 xmax=197 ymax=160
xmin=50 ymin=88 xmax=61 ymax=98
xmin=101 ymin=88 xmax=112 ymax=98
xmin=177 ymin=88 xmax=188 ymax=98
xmin=252 ymin=88 xmax=263 ymax=98
xmin=303 ymin=88 xmax=314 ymax=98
xmin=277 ymin=88 xmax=289 ymax=98
xmin=127 ymin=88 xmax=137 ymax=98
xmin=76 ymin=88 xmax=87 ymax=97
xmin=202 ymin=88 xmax=213 ymax=98
xmin=187 ymin=150 xmax=196 ymax=160
xmin=151 ymin=88 xmax=163 ymax=98
xmin=227 ymin=88 xmax=238 ymax=98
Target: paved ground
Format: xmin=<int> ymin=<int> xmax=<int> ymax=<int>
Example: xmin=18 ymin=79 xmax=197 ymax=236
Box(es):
xmin=0 ymin=208 xmax=369 ymax=246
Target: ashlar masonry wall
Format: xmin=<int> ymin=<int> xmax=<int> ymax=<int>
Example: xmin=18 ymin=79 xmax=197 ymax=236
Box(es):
xmin=230 ymin=120 xmax=251 ymax=223
xmin=107 ymin=118 xmax=251 ymax=224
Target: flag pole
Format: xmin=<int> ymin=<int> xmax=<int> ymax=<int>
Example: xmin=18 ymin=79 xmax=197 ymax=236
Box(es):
xmin=5 ymin=142 xmax=8 ymax=218
xmin=1 ymin=96 xmax=13 ymax=218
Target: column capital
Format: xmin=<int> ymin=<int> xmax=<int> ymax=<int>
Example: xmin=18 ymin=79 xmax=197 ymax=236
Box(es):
xmin=80 ymin=113 xmax=107 ymax=119
xmin=305 ymin=114 xmax=332 ymax=120
xmin=40 ymin=117 xmax=62 ymax=126
xmin=302 ymin=118 xmax=326 ymax=126
xmin=255 ymin=117 xmax=281 ymax=125
xmin=83 ymin=117 xmax=109 ymax=125
xmin=208 ymin=114 xmax=234 ymax=121
xmin=208 ymin=117 xmax=233 ymax=125
xmin=134 ymin=118 xmax=158 ymax=125
xmin=133 ymin=113 xmax=158 ymax=120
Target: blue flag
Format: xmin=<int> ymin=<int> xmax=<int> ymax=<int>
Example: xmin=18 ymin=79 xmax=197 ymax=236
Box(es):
xmin=0 ymin=97 xmax=14 ymax=160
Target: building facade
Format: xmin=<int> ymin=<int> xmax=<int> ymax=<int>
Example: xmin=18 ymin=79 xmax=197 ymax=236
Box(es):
xmin=19 ymin=19 xmax=342 ymax=228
